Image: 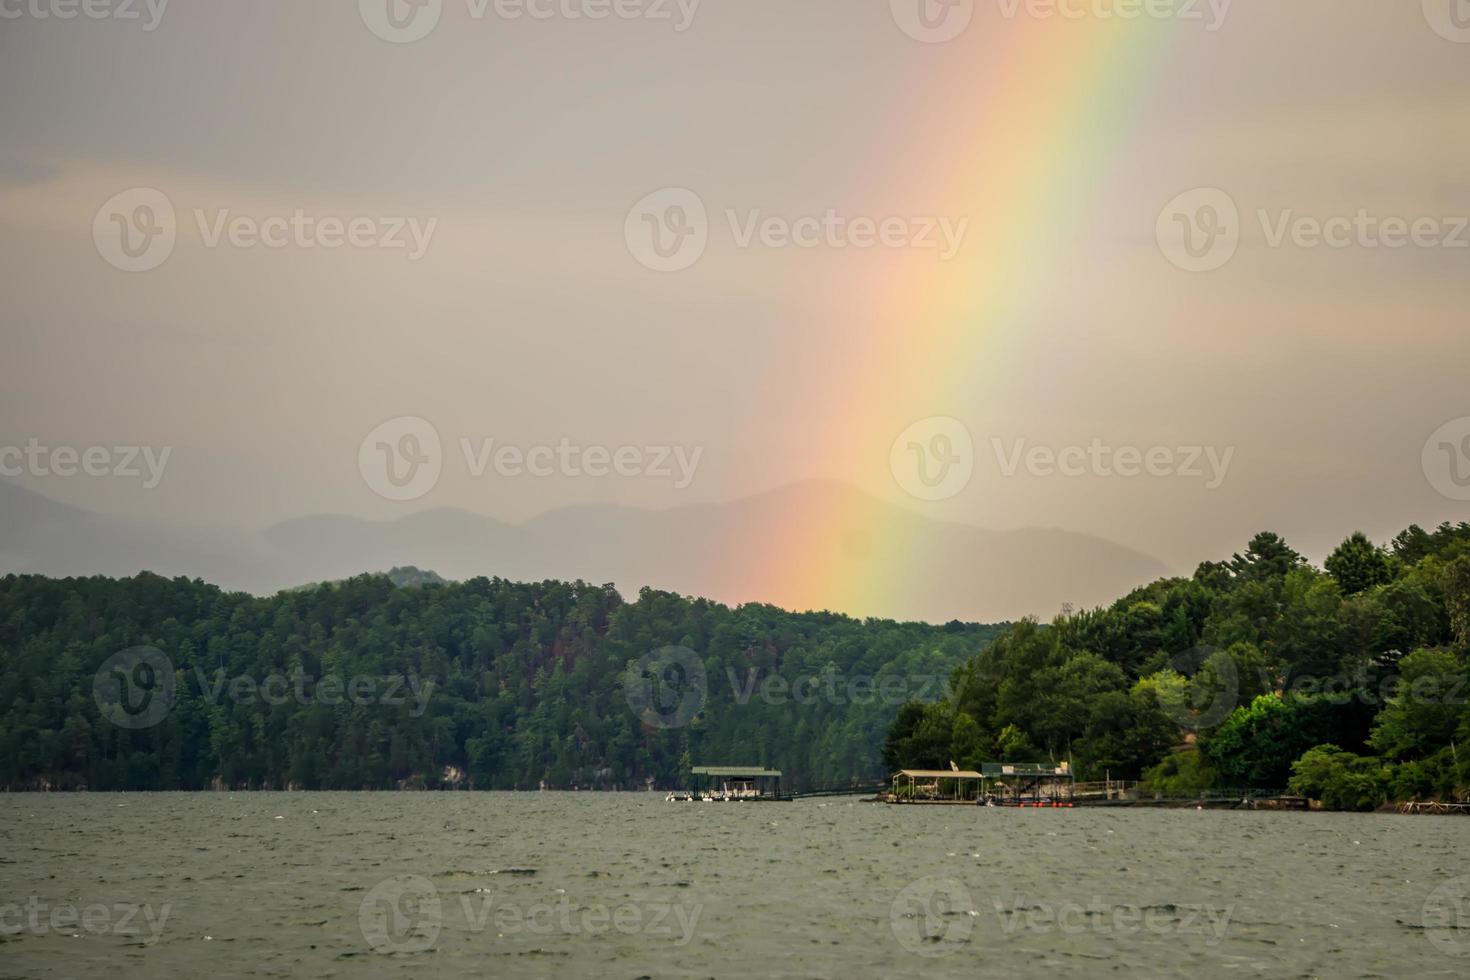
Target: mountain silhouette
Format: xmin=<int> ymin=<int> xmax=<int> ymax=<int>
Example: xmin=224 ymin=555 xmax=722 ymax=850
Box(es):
xmin=1 ymin=479 xmax=1169 ymax=622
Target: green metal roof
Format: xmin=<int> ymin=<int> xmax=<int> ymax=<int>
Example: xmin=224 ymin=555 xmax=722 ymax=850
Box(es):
xmin=691 ymin=766 xmax=782 ymax=777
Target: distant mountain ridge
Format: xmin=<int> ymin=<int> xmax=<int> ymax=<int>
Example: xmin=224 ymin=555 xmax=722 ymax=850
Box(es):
xmin=0 ymin=479 xmax=1169 ymax=622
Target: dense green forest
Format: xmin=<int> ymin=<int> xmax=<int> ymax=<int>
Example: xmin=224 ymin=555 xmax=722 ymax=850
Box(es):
xmin=0 ymin=569 xmax=1001 ymax=791
xmin=6 ymin=522 xmax=1468 ymax=806
xmin=883 ymin=523 xmax=1470 ymax=810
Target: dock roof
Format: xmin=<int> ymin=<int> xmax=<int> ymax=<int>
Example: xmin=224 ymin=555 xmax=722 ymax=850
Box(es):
xmin=691 ymin=766 xmax=782 ymax=777
xmin=980 ymin=762 xmax=1071 ymax=777
xmin=894 ymin=769 xmax=982 ymax=779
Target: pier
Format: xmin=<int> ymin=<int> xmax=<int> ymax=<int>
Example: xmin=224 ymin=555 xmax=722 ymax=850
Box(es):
xmin=667 ymin=766 xmax=791 ymax=802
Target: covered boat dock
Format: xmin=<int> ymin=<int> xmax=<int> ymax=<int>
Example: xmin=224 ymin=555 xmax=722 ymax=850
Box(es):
xmin=887 ymin=769 xmax=983 ymax=804
xmin=668 ymin=766 xmax=790 ymax=801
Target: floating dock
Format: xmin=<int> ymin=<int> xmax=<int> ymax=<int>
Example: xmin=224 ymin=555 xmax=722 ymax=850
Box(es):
xmin=884 ymin=763 xmax=1076 ymax=806
xmin=666 ymin=766 xmax=793 ymax=802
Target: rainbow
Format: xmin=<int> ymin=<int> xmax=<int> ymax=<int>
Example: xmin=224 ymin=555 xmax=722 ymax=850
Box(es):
xmin=756 ymin=13 xmax=1178 ymax=618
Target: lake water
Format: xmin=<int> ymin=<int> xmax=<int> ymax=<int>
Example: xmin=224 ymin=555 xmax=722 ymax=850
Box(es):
xmin=2 ymin=793 xmax=1467 ymax=978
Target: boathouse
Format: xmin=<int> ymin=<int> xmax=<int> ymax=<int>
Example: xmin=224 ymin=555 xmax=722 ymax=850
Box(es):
xmin=981 ymin=762 xmax=1075 ymax=805
xmin=888 ymin=769 xmax=983 ymax=803
xmin=675 ymin=766 xmax=788 ymax=801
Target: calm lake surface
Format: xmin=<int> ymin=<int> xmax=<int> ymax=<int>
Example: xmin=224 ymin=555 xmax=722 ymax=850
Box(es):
xmin=2 ymin=793 xmax=1467 ymax=978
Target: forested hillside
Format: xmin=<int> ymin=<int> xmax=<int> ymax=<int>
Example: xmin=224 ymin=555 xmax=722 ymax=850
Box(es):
xmin=884 ymin=523 xmax=1470 ymax=810
xmin=0 ymin=571 xmax=1000 ymax=791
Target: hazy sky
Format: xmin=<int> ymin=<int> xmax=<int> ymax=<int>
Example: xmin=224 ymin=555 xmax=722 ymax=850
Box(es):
xmin=3 ymin=1 xmax=1469 ymax=588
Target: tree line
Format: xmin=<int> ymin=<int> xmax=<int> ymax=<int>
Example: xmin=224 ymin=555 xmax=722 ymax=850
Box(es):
xmin=0 ymin=568 xmax=1000 ymax=791
xmin=883 ymin=523 xmax=1470 ymax=810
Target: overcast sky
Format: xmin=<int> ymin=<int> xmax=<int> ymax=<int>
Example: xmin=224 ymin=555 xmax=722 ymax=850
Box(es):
xmin=3 ymin=0 xmax=1468 ymax=588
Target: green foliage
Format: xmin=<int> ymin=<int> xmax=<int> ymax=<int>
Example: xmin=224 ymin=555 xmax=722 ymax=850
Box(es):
xmin=0 ymin=573 xmax=999 ymax=791
xmin=1326 ymin=532 xmax=1393 ymax=596
xmin=885 ymin=524 xmax=1470 ymax=806
xmin=1140 ymin=749 xmax=1218 ymax=797
xmin=1288 ymin=746 xmax=1386 ymax=811
xmin=1200 ymin=694 xmax=1335 ymax=788
xmin=1367 ymin=649 xmax=1468 ymax=760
